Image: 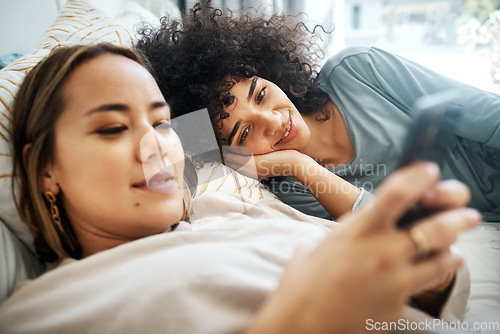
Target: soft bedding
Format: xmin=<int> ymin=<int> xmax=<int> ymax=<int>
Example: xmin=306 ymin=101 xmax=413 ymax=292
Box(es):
xmin=0 ymin=218 xmax=472 ymax=334
xmin=0 ymin=1 xmax=499 ymax=333
xmin=3 ymin=160 xmax=494 ymax=334
xmin=456 ymin=224 xmax=500 ymax=330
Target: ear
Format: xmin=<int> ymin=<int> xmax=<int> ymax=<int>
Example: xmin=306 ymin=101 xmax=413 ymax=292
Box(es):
xmin=23 ymin=144 xmax=60 ymax=196
xmin=40 ymin=166 xmax=60 ymax=196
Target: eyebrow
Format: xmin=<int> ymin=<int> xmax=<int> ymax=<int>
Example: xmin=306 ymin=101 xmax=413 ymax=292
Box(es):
xmin=84 ymin=101 xmax=169 ymax=117
xmin=151 ymin=101 xmax=170 ymax=111
xmin=227 ymin=120 xmax=241 ymax=146
xmin=247 ymin=77 xmax=258 ymax=102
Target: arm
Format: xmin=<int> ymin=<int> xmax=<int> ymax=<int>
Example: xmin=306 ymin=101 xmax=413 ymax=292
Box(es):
xmin=326 ymin=46 xmax=500 ymax=148
xmin=284 ymin=152 xmax=361 ymax=218
xmin=247 ymin=162 xmax=480 ymax=334
xmin=223 ymin=148 xmax=363 ymax=219
xmin=376 ymin=47 xmax=500 ymax=148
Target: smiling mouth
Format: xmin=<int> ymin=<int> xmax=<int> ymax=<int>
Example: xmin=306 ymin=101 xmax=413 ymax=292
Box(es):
xmin=276 ymin=116 xmax=292 ymax=145
xmin=148 ymin=176 xmax=173 ymax=187
xmin=133 ymin=170 xmax=177 ymax=193
xmin=133 ymin=177 xmax=173 ymax=188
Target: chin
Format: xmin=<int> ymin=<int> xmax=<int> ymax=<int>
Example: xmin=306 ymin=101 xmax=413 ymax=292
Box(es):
xmin=161 ymin=200 xmax=185 ymax=221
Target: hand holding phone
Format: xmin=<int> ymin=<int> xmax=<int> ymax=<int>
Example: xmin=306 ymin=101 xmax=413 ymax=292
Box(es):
xmin=396 ymin=90 xmax=461 ymax=228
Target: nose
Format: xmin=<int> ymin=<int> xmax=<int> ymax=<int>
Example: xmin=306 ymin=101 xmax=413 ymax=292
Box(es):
xmin=255 ymin=109 xmax=281 ymax=137
xmin=138 ymin=129 xmax=167 ymax=164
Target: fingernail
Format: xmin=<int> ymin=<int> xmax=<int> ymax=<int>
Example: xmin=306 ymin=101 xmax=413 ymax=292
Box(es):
xmin=426 ymin=162 xmax=440 ymax=175
xmin=465 ymin=208 xmax=482 ymax=223
xmin=465 ymin=208 xmax=483 ymax=227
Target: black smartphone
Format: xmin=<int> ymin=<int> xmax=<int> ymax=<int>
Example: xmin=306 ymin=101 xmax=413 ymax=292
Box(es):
xmin=396 ymin=90 xmax=461 ymax=228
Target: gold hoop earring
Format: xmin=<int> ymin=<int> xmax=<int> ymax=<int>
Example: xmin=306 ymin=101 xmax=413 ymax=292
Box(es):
xmin=44 ymin=191 xmax=64 ymax=233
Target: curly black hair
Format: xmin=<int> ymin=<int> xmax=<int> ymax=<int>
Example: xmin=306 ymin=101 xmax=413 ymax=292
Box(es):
xmin=136 ymin=0 xmax=331 ymax=145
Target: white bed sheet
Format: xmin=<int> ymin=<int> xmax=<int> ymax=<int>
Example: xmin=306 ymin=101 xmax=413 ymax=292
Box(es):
xmin=457 ymin=223 xmax=500 ymax=333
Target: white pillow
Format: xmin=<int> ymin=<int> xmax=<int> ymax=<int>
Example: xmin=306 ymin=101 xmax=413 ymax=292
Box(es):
xmin=0 ymin=218 xmax=44 ymax=304
xmin=0 ymin=0 xmax=135 ymax=249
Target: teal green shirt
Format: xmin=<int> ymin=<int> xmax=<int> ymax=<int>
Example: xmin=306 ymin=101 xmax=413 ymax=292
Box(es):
xmin=263 ymin=46 xmax=500 ymax=221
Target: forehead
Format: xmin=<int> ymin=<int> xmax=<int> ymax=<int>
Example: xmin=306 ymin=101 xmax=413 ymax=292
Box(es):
xmin=65 ymin=54 xmax=150 ymax=87
xmin=62 ymin=54 xmax=163 ymax=104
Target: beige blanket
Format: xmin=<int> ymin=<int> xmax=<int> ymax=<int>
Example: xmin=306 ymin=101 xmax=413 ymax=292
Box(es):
xmin=0 ymin=216 xmax=471 ymax=334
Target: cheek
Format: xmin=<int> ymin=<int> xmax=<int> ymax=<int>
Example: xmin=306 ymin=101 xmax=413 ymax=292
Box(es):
xmin=250 ymin=142 xmax=274 ymax=155
xmin=54 ymin=139 xmax=127 ymax=187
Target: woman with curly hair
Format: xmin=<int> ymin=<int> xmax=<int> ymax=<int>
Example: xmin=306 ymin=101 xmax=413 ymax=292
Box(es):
xmin=137 ymin=1 xmax=500 ymax=221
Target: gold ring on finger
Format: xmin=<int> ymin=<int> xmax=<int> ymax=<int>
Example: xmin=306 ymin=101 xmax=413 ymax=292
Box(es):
xmin=409 ymin=226 xmax=431 ymax=260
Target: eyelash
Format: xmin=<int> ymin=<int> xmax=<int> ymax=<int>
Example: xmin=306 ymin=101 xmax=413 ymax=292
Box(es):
xmin=256 ymin=86 xmax=266 ymax=105
xmin=237 ymin=86 xmax=266 ymax=143
xmin=96 ymin=120 xmax=171 ymax=136
xmin=238 ymin=86 xmax=266 ymax=143
xmin=96 ymin=126 xmax=127 ymax=135
xmin=239 ymin=126 xmax=250 ymax=144
xmin=154 ymin=120 xmax=172 ymax=133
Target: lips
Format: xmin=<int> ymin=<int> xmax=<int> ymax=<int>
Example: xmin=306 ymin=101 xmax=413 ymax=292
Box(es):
xmin=281 ymin=118 xmax=292 ymax=141
xmin=133 ymin=170 xmax=178 ymax=194
xmin=276 ymin=114 xmax=298 ymax=145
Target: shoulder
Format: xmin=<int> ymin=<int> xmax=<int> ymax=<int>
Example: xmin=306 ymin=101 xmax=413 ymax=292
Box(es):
xmin=320 ymin=46 xmax=398 ymax=76
xmin=319 ymin=46 xmax=404 ymax=81
xmin=321 ymin=46 xmax=373 ymax=73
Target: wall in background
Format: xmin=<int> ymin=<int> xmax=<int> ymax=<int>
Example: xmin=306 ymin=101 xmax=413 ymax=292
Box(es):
xmin=0 ymin=0 xmax=59 ymax=55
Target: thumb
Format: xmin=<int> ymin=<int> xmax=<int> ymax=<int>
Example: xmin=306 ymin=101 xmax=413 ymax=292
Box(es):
xmin=345 ymin=162 xmax=440 ymax=231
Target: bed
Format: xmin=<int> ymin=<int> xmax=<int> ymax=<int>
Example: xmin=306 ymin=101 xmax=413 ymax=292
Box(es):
xmin=0 ymin=1 xmax=499 ymax=333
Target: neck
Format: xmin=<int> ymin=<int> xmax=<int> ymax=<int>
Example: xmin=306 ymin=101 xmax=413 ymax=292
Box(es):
xmin=72 ymin=224 xmax=132 ymax=258
xmin=299 ymin=101 xmax=353 ymax=168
